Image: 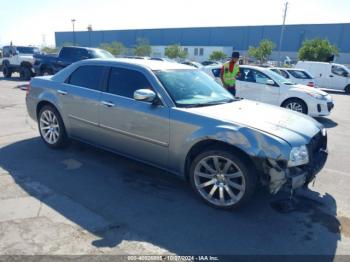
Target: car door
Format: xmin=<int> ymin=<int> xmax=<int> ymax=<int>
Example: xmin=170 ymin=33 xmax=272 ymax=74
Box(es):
xmin=99 ymin=66 xmax=170 ymax=167
xmin=236 ymin=67 xmax=257 ymax=100
xmin=10 ymin=47 xmax=20 ymax=66
xmin=330 ymin=65 xmax=349 ymax=91
xmin=53 ymin=48 xmax=73 ymax=72
xmin=236 ymin=68 xmax=279 ymax=105
xmin=58 ymin=65 xmax=107 ymax=142
xmin=316 ymin=64 xmax=329 ymax=89
xmin=254 ymin=70 xmax=280 ymax=105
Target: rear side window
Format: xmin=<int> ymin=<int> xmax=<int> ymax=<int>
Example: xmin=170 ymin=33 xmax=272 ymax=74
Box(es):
xmin=107 ymin=68 xmax=153 ymax=99
xmin=270 ymin=69 xmax=289 ymax=78
xmin=60 ymin=48 xmax=72 ymax=59
xmin=68 ymin=65 xmax=105 ymax=91
xmin=279 ymin=70 xmax=290 ymax=79
xmin=71 ymin=49 xmax=90 ymax=60
xmin=287 ymin=70 xmax=312 ymax=79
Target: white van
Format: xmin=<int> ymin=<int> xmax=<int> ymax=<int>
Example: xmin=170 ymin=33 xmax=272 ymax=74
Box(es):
xmin=295 ymin=61 xmax=350 ymax=93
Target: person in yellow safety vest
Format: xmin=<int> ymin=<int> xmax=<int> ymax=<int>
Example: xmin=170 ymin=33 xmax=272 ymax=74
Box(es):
xmin=220 ymin=52 xmax=240 ymax=97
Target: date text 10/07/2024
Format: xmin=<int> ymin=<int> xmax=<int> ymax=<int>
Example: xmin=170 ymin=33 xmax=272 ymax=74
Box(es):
xmin=127 ymin=256 xmax=220 ymax=261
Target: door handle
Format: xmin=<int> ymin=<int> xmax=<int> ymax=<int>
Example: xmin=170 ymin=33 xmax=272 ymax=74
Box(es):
xmin=329 ymin=75 xmax=334 ymax=77
xmin=57 ymin=90 xmax=68 ymax=95
xmin=101 ymin=101 xmax=115 ymax=107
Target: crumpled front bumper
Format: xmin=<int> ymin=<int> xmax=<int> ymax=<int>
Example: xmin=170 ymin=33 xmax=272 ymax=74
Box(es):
xmin=267 ymin=130 xmax=328 ymax=194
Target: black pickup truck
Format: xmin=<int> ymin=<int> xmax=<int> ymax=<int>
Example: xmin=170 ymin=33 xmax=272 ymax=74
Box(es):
xmin=33 ymin=46 xmax=114 ymax=76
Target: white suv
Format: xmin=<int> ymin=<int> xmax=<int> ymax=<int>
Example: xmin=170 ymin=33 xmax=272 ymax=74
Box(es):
xmin=1 ymin=46 xmax=39 ymax=80
xmin=201 ymin=65 xmax=334 ymax=117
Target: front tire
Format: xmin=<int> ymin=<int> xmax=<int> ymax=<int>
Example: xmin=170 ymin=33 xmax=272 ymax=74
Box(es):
xmin=282 ymin=98 xmax=308 ymax=114
xmin=189 ymin=147 xmax=257 ymax=209
xmin=19 ymin=67 xmax=32 ymax=81
xmin=2 ymin=65 xmax=12 ymax=78
xmin=38 ymin=105 xmax=68 ymax=149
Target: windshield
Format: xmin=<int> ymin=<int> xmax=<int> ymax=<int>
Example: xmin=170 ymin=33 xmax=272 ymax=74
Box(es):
xmin=91 ymin=49 xmax=115 ymax=58
xmin=268 ymin=70 xmax=294 ymax=85
xmin=17 ymin=47 xmax=40 ymax=54
xmin=155 ymin=69 xmax=234 ymax=107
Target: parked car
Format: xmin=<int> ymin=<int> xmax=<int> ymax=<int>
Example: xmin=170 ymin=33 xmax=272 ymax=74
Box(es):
xmin=201 ymin=65 xmax=334 ymax=117
xmin=33 ymin=46 xmax=114 ymax=76
xmin=295 ymin=61 xmax=350 ymax=93
xmin=150 ymin=57 xmax=177 ymax=63
xmin=26 ymin=58 xmax=328 ymax=209
xmin=201 ymin=60 xmax=222 ymax=66
xmin=181 ymin=61 xmax=203 ymax=68
xmin=124 ymin=56 xmax=151 ymax=60
xmin=1 ymin=45 xmax=40 ymax=80
xmin=269 ymin=68 xmax=316 ymax=88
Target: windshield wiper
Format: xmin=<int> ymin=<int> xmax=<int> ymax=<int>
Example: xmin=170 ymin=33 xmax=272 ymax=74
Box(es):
xmin=182 ymin=98 xmax=237 ymax=108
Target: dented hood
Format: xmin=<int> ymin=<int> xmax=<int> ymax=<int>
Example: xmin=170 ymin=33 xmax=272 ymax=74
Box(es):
xmin=184 ymin=99 xmax=322 ymax=146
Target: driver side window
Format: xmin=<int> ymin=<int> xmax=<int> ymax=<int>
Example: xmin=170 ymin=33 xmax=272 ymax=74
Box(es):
xmin=239 ymin=69 xmax=271 ymax=85
xmin=332 ymin=66 xmax=348 ymax=77
xmin=254 ymin=71 xmax=271 ymax=85
xmin=107 ymin=68 xmax=154 ymax=99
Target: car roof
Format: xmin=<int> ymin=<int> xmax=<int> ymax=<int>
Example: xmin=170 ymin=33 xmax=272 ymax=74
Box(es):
xmin=202 ymin=65 xmax=222 ymax=69
xmin=79 ymin=58 xmax=194 ymax=71
xmin=240 ymin=65 xmax=268 ymax=71
xmin=274 ymin=67 xmax=307 ymax=71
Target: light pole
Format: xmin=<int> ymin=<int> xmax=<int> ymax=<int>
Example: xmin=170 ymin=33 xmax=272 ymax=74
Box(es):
xmin=71 ymin=19 xmax=76 ymax=46
xmin=87 ymin=24 xmax=92 ymax=47
xmin=278 ymin=2 xmax=288 ymax=66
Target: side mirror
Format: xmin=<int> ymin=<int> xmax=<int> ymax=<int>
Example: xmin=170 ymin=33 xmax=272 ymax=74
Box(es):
xmin=134 ymin=89 xmax=156 ymax=103
xmin=266 ymin=79 xmax=275 ymax=86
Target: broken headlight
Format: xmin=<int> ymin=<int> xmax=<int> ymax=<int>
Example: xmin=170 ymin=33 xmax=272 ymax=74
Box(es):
xmin=288 ymin=145 xmax=309 ymax=167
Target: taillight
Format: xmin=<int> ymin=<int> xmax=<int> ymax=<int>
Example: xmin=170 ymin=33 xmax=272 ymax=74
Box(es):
xmin=307 ymin=82 xmax=315 ymax=88
xmin=26 ymin=84 xmax=31 ymax=96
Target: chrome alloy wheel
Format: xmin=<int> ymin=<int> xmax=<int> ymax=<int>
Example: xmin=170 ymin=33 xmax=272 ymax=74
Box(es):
xmin=194 ymin=156 xmax=246 ymax=207
xmin=39 ymin=110 xmax=60 ymax=145
xmin=286 ymin=102 xmax=303 ymax=113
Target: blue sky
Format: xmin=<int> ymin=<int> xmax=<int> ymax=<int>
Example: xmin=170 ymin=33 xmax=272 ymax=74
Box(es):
xmin=0 ymin=0 xmax=349 ymax=46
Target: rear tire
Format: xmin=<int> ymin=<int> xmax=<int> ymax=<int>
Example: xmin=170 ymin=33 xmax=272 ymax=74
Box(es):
xmin=345 ymin=85 xmax=350 ymax=94
xmin=19 ymin=67 xmax=32 ymax=81
xmin=189 ymin=147 xmax=257 ymax=210
xmin=38 ymin=105 xmax=68 ymax=149
xmin=2 ymin=65 xmax=12 ymax=78
xmin=282 ymin=98 xmax=308 ymax=114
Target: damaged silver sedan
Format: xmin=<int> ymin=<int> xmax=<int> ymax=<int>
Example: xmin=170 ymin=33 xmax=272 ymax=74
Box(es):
xmin=26 ymin=59 xmax=328 ymax=209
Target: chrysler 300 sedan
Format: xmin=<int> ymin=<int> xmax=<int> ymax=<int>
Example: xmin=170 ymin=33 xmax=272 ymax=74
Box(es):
xmin=26 ymin=59 xmax=328 ymax=209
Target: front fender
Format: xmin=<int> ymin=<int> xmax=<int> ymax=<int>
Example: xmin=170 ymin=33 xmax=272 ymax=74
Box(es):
xmin=176 ymin=125 xmax=291 ymax=175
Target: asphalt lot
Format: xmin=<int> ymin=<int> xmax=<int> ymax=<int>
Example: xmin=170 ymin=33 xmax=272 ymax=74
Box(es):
xmin=0 ymin=72 xmax=350 ymax=257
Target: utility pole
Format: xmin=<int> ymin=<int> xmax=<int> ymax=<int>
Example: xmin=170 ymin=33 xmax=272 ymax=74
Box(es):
xmin=87 ymin=25 xmax=93 ymax=47
xmin=71 ymin=19 xmax=76 ymax=46
xmin=278 ymin=2 xmax=288 ymax=66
